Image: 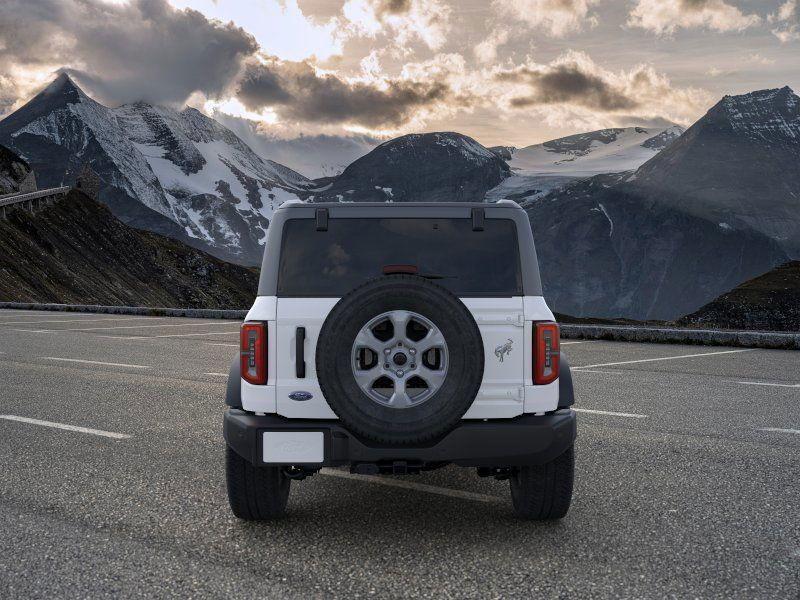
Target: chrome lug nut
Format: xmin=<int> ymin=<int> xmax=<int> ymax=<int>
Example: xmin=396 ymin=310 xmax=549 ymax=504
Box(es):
xmin=409 ymin=348 xmax=416 ymax=355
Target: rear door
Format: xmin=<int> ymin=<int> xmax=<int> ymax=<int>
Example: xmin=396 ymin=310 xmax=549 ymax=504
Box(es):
xmin=273 ymin=214 xmax=525 ymax=420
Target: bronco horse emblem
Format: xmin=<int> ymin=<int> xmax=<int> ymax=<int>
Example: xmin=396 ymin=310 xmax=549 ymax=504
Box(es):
xmin=494 ymin=338 xmax=514 ymax=362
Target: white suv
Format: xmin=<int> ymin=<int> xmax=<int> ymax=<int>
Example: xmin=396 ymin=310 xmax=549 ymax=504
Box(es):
xmin=224 ymin=201 xmax=576 ymax=520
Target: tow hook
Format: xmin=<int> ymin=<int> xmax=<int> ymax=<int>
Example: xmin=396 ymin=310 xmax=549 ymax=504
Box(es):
xmin=282 ymin=466 xmax=317 ymax=480
xmin=477 ymin=467 xmax=513 ymax=481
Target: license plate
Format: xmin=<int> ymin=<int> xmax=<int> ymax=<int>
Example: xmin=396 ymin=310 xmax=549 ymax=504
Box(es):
xmin=262 ymin=431 xmax=324 ymax=464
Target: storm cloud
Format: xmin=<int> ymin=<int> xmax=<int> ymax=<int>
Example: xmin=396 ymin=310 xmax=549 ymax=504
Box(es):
xmin=496 ymin=57 xmax=639 ymax=111
xmin=0 ymin=0 xmax=257 ymax=107
xmin=237 ymin=58 xmax=451 ymax=128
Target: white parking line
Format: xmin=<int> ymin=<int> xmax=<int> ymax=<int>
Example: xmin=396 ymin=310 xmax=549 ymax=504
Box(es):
xmin=205 ymin=343 xmax=239 ymax=347
xmin=17 ymin=321 xmax=239 ymax=333
xmin=71 ymin=331 xmax=239 ymax=340
xmin=739 ymin=381 xmax=800 ymax=389
xmin=573 ymin=408 xmax=647 ymax=418
xmin=573 ymin=348 xmax=753 ymax=370
xmin=0 ymin=415 xmax=131 ymax=439
xmin=758 ymin=427 xmax=800 ymax=435
xmin=0 ymin=316 xmax=169 ymax=326
xmin=150 ymin=331 xmax=240 ymax=339
xmin=572 ymin=369 xmax=625 ymax=375
xmin=561 ymin=340 xmax=597 ymax=345
xmin=204 ymin=372 xmax=228 ymax=377
xmin=40 ymin=357 xmax=151 ymax=369
xmin=319 ymin=469 xmax=504 ymax=504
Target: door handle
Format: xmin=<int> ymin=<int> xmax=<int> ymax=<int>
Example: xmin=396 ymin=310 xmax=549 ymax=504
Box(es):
xmin=296 ymin=327 xmax=306 ymax=378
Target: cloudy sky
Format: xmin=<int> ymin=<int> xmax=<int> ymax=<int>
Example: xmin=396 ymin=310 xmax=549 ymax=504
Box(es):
xmin=0 ymin=0 xmax=798 ymax=146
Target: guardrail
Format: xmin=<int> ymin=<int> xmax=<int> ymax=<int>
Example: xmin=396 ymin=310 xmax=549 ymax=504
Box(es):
xmin=0 ymin=302 xmax=797 ymax=349
xmin=0 ymin=186 xmax=71 ymax=216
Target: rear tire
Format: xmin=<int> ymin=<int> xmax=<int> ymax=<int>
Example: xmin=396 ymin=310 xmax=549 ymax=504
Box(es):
xmin=226 ymin=445 xmax=290 ymax=520
xmin=510 ymin=445 xmax=574 ymax=520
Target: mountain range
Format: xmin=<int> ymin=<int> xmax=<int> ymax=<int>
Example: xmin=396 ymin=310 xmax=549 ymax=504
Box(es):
xmin=1 ymin=75 xmax=797 ymax=322
xmin=527 ymin=87 xmax=799 ymax=320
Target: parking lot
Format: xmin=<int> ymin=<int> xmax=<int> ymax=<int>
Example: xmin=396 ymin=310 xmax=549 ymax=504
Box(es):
xmin=0 ymin=308 xmax=798 ymax=598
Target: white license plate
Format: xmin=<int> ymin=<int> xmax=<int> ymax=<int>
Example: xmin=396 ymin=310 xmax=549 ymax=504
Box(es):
xmin=262 ymin=431 xmax=324 ymax=464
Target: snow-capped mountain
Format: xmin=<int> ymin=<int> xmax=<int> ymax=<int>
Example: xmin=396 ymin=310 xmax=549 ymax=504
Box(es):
xmin=525 ymin=87 xmax=800 ymax=320
xmin=0 ymin=74 xmax=314 ymax=264
xmin=508 ymin=126 xmax=684 ymax=177
xmin=313 ymin=132 xmax=510 ymax=203
xmin=485 ymin=125 xmax=683 ymax=204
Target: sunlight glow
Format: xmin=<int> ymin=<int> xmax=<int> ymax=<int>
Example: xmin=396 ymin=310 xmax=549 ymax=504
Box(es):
xmin=167 ymin=0 xmax=343 ymax=61
xmin=204 ymin=97 xmax=279 ymax=124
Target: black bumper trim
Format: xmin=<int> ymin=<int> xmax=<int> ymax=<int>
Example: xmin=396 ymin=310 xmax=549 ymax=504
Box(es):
xmin=224 ymin=410 xmax=577 ymax=468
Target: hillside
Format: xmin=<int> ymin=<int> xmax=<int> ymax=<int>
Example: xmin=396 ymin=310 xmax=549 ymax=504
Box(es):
xmin=634 ymin=86 xmax=800 ymax=256
xmin=0 ymin=190 xmax=257 ymax=307
xmin=678 ymin=262 xmax=800 ymax=331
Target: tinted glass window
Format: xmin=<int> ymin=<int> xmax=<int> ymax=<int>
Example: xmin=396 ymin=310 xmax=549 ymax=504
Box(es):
xmin=277 ymin=218 xmax=522 ymax=296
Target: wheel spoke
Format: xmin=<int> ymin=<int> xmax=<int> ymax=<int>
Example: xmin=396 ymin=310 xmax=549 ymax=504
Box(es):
xmin=352 ymin=366 xmax=381 ymax=389
xmin=418 ymin=365 xmax=446 ymax=390
xmin=388 ymin=310 xmax=411 ymax=341
xmin=353 ymin=328 xmax=382 ymax=354
xmin=417 ymin=327 xmax=446 ymax=353
xmin=387 ymin=378 xmax=413 ymax=408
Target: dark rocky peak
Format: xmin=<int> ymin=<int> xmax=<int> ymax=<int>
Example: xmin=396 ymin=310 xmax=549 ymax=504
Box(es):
xmin=0 ymin=72 xmax=94 ymax=135
xmin=641 ymin=125 xmax=684 ymax=150
xmin=542 ymin=128 xmax=627 ymax=154
xmin=315 ymin=131 xmax=510 ymax=203
xmin=706 ymin=86 xmax=800 ymax=141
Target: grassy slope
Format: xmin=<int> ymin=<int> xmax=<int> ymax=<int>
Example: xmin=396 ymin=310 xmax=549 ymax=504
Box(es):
xmin=0 ymin=190 xmax=258 ymax=308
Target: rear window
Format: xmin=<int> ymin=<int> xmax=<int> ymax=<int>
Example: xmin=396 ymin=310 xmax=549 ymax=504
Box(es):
xmin=277 ymin=217 xmax=522 ymax=297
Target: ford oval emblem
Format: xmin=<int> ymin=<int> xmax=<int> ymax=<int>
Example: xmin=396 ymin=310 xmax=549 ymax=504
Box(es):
xmin=289 ymin=391 xmax=313 ymax=402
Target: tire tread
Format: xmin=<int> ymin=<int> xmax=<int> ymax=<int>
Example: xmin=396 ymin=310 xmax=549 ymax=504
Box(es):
xmin=226 ymin=445 xmax=290 ymax=520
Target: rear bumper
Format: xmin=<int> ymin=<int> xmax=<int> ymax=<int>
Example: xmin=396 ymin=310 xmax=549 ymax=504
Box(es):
xmin=224 ymin=409 xmax=577 ymax=469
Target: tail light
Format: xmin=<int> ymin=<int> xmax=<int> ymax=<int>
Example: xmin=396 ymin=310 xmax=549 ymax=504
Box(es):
xmin=240 ymin=322 xmax=267 ymax=385
xmin=533 ymin=322 xmax=560 ymax=385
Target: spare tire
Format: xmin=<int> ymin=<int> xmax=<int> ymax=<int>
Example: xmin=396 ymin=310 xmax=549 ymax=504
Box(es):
xmin=316 ymin=274 xmax=484 ymax=445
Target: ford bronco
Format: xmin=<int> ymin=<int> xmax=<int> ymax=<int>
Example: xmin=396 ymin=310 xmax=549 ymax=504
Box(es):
xmin=224 ymin=201 xmax=576 ymax=520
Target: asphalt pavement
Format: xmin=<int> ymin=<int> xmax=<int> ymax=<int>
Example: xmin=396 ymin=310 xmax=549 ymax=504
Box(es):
xmin=0 ymin=308 xmax=798 ymax=599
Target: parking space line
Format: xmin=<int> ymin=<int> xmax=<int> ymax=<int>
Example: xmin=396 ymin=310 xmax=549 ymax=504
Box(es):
xmin=319 ymin=469 xmax=504 ymax=504
xmin=561 ymin=340 xmax=597 ymax=345
xmin=150 ymin=331 xmax=240 ymax=339
xmin=739 ymin=381 xmax=800 ymax=389
xmin=40 ymin=357 xmax=151 ymax=369
xmin=205 ymin=343 xmax=239 ymax=347
xmin=758 ymin=427 xmax=800 ymax=435
xmin=0 ymin=316 xmax=171 ymax=326
xmin=574 ymin=408 xmax=647 ymax=418
xmin=573 ymin=348 xmax=753 ymax=370
xmin=16 ymin=321 xmax=239 ymax=333
xmin=0 ymin=415 xmax=131 ymax=439
xmin=572 ymin=369 xmax=625 ymax=375
xmin=204 ymin=372 xmax=228 ymax=377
